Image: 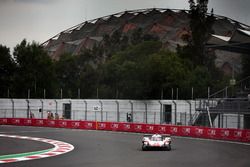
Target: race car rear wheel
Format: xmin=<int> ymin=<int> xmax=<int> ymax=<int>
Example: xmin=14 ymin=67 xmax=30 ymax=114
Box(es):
xmin=142 ymin=145 xmax=147 ymax=151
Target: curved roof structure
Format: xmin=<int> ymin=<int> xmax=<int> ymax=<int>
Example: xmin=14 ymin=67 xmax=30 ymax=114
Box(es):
xmin=42 ymin=8 xmax=250 ymax=60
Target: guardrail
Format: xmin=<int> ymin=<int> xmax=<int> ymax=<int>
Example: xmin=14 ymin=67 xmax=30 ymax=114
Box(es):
xmin=0 ymin=118 xmax=250 ymax=143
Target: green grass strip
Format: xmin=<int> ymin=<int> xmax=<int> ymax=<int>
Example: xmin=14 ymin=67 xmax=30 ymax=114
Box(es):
xmin=0 ymin=148 xmax=53 ymax=160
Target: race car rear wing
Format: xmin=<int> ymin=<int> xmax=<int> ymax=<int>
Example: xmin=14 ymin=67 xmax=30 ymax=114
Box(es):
xmin=143 ymin=134 xmax=152 ymax=137
xmin=143 ymin=134 xmax=171 ymax=137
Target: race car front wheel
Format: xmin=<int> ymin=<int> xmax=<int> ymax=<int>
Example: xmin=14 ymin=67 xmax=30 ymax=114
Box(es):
xmin=166 ymin=144 xmax=171 ymax=151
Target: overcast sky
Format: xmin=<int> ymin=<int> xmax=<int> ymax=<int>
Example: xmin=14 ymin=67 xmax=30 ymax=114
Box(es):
xmin=0 ymin=0 xmax=250 ymax=53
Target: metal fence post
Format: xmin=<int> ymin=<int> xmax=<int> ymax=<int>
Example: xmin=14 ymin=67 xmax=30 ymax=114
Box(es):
xmin=171 ymin=88 xmax=174 ymax=100
xmin=176 ymin=88 xmax=178 ymax=100
xmin=27 ymin=89 xmax=30 ymax=99
xmin=218 ymin=114 xmax=221 ymax=128
xmin=115 ymin=100 xmax=119 ymax=122
xmin=154 ymin=112 xmax=156 ymax=124
xmin=69 ymin=100 xmax=73 ymax=120
xmin=221 ymin=114 xmax=224 ymax=128
xmin=225 ymin=115 xmax=228 ymax=128
xmin=26 ymin=99 xmax=30 ymax=118
xmin=43 ymin=89 xmax=46 ymax=99
xmin=60 ymin=89 xmax=62 ymax=99
xmin=54 ymin=100 xmax=58 ymax=115
xmin=99 ymin=100 xmax=103 ymax=121
xmin=144 ymin=101 xmax=148 ymax=124
xmin=186 ymin=100 xmax=192 ymax=125
xmin=11 ymin=99 xmax=14 ymax=118
xmin=129 ymin=100 xmax=133 ymax=122
xmin=172 ymin=100 xmax=177 ymax=125
xmin=158 ymin=100 xmax=163 ymax=124
xmin=185 ymin=112 xmax=187 ymax=125
xmin=238 ymin=102 xmax=241 ymax=129
xmin=40 ymin=99 xmax=44 ymax=119
xmin=84 ymin=100 xmax=87 ymax=120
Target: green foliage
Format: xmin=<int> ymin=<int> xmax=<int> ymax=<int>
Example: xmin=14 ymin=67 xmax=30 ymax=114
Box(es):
xmin=54 ymin=50 xmax=99 ymax=98
xmin=0 ymin=45 xmax=15 ymax=97
xmin=242 ymin=55 xmax=250 ymax=78
xmin=183 ymin=0 xmax=214 ymax=66
xmin=54 ymin=53 xmax=78 ymax=98
xmin=13 ymin=39 xmax=55 ymax=98
xmin=97 ymin=41 xmax=216 ymax=99
xmin=0 ymin=23 xmax=228 ymax=99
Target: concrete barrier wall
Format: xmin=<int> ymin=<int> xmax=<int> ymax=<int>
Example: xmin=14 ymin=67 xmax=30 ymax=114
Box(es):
xmin=0 ymin=99 xmax=196 ymax=124
xmin=0 ymin=99 xmax=244 ymax=128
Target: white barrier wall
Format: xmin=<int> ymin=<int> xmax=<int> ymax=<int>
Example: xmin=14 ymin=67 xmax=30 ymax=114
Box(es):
xmin=0 ymin=98 xmax=197 ymax=125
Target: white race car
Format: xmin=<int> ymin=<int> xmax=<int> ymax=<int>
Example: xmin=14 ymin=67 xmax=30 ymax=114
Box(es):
xmin=142 ymin=134 xmax=171 ymax=151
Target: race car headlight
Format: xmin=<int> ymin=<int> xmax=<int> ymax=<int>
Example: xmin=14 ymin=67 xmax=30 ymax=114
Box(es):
xmin=143 ymin=141 xmax=149 ymax=145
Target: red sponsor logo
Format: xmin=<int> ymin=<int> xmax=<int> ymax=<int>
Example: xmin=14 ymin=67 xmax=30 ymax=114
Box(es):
xmin=59 ymin=121 xmax=67 ymax=127
xmin=170 ymin=127 xmax=178 ymax=134
xmin=182 ymin=128 xmax=191 ymax=135
xmin=246 ymin=132 xmax=250 ymax=139
xmin=0 ymin=119 xmax=7 ymax=124
xmin=146 ymin=125 xmax=154 ymax=131
xmin=48 ymin=120 xmax=55 ymax=126
xmin=207 ymin=129 xmax=216 ymax=136
xmin=159 ymin=126 xmax=166 ymax=133
xmin=24 ymin=119 xmax=32 ymax=125
xmin=233 ymin=131 xmax=242 ymax=138
xmin=13 ymin=119 xmax=20 ymax=124
xmin=85 ymin=122 xmax=93 ymax=128
xmin=36 ymin=120 xmax=44 ymax=125
xmin=72 ymin=122 xmax=80 ymax=128
xmin=98 ymin=123 xmax=106 ymax=129
xmin=221 ymin=130 xmax=230 ymax=137
xmin=123 ymin=124 xmax=131 ymax=130
xmin=111 ymin=123 xmax=119 ymax=129
xmin=134 ymin=125 xmax=142 ymax=131
xmin=195 ymin=128 xmax=204 ymax=136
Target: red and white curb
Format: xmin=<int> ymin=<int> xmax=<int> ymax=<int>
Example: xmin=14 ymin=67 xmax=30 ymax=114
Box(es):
xmin=0 ymin=134 xmax=74 ymax=163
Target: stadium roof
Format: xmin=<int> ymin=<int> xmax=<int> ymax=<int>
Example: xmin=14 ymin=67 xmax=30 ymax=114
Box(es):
xmin=42 ymin=8 xmax=250 ymax=59
xmin=207 ymin=29 xmax=250 ymax=54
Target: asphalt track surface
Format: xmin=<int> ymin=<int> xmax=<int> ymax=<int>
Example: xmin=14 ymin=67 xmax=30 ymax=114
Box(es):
xmin=0 ymin=125 xmax=250 ymax=167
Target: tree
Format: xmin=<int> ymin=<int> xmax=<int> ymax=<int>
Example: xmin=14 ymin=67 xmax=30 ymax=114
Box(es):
xmin=13 ymin=39 xmax=55 ymax=98
xmin=242 ymin=54 xmax=250 ymax=78
xmin=97 ymin=41 xmax=161 ymax=99
xmin=54 ymin=53 xmax=79 ymax=98
xmin=77 ymin=50 xmax=99 ymax=98
xmin=183 ymin=0 xmax=214 ymax=66
xmin=98 ymin=41 xmax=200 ymax=99
xmin=54 ymin=50 xmax=100 ymax=99
xmin=0 ymin=45 xmax=15 ymax=97
xmin=143 ymin=50 xmax=188 ymax=99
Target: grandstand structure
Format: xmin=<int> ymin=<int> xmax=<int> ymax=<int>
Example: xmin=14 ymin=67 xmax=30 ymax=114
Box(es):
xmin=41 ymin=8 xmax=250 ymax=129
xmin=194 ymin=76 xmax=250 ymax=129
